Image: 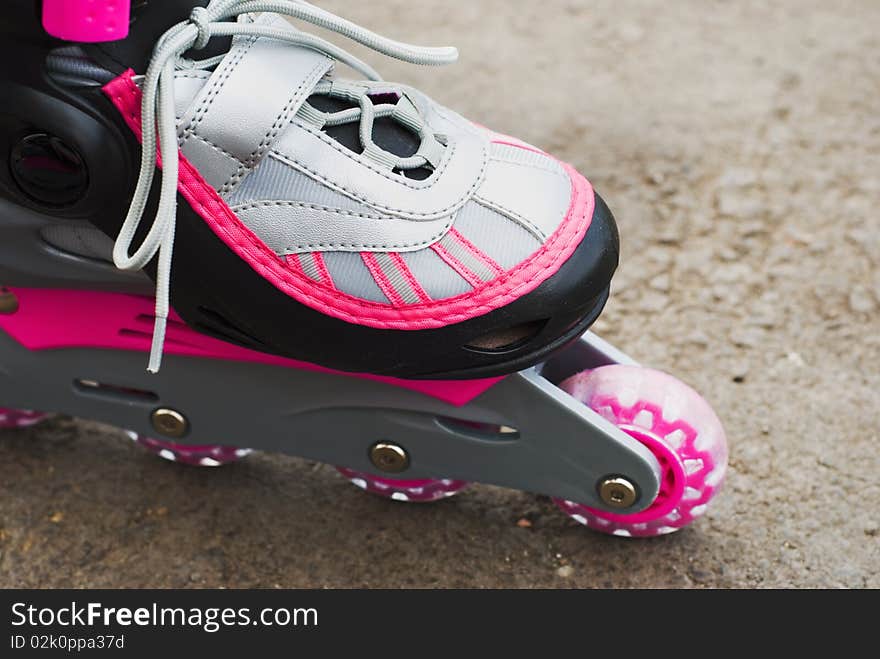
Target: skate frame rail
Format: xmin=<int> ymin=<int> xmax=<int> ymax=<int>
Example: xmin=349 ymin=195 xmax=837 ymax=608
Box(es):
xmin=0 ymin=323 xmax=660 ymax=514
xmin=0 ymin=200 xmax=661 ymax=513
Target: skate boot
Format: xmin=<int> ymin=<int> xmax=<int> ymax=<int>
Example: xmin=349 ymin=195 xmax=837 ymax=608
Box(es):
xmin=0 ymin=1 xmax=728 ymax=536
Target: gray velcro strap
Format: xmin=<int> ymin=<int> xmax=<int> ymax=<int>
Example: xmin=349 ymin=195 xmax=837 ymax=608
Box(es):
xmin=181 ymin=33 xmax=333 ymax=180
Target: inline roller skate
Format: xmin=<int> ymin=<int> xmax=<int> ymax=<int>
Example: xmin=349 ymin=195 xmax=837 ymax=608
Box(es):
xmin=0 ymin=0 xmax=727 ymax=536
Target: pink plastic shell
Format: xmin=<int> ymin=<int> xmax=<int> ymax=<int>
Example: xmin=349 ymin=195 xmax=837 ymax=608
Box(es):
xmin=42 ymin=0 xmax=130 ymax=43
xmin=0 ymin=287 xmax=500 ymax=407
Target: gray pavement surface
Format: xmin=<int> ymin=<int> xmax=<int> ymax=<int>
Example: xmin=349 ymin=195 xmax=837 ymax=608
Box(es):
xmin=1 ymin=0 xmax=878 ymax=588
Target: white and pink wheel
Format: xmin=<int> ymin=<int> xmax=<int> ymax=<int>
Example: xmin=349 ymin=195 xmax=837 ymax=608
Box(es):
xmin=336 ymin=467 xmax=469 ymax=503
xmin=127 ymin=431 xmax=251 ymax=467
xmin=556 ymin=364 xmax=728 ymax=537
xmin=0 ymin=407 xmax=49 ymax=429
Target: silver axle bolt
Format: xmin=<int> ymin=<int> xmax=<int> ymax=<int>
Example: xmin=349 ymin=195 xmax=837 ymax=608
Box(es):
xmin=369 ymin=442 xmax=410 ymax=474
xmin=151 ymin=408 xmax=189 ymax=439
xmin=597 ymin=476 xmax=638 ymax=509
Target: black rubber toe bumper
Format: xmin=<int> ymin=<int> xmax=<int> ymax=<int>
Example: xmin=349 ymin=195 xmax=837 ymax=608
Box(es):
xmin=421 ymin=192 xmax=620 ymax=379
xmin=158 ymin=188 xmax=620 ymax=380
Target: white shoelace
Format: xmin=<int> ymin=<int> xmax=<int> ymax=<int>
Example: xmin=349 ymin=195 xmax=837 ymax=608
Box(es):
xmin=113 ymin=0 xmax=458 ymax=372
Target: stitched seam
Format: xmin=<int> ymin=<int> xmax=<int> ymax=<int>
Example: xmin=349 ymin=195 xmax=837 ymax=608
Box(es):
xmin=221 ymin=58 xmax=331 ymax=195
xmin=389 ymin=252 xmax=432 ymax=303
xmin=284 ymin=238 xmax=448 ymax=250
xmin=268 ymin=149 xmax=485 ymax=219
xmin=293 ymin=253 xmax=324 ymax=283
xmin=448 ymin=228 xmax=504 ymax=277
xmin=183 ymin=133 xmax=244 ymax=166
xmin=430 ymin=243 xmax=482 ymax=288
xmin=181 ymin=37 xmax=257 ymax=142
xmin=489 ymin=154 xmax=569 ymax=177
xmin=244 ymin=60 xmax=330 ymax=168
xmin=361 ymin=253 xmax=400 ymax=306
xmin=312 ymin=252 xmax=334 ymax=288
xmin=175 ymin=70 xmax=212 ymax=80
xmin=233 ymin=202 xmax=455 ymax=251
xmin=186 ymin=37 xmax=256 ymax=137
xmin=231 ymin=200 xmax=398 ymax=220
xmin=285 ymin=253 xmax=303 ymax=272
xmin=473 ymin=194 xmax=547 ymax=242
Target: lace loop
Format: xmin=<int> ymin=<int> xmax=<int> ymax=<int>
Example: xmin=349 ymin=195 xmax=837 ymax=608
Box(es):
xmin=189 ymin=6 xmax=212 ymax=50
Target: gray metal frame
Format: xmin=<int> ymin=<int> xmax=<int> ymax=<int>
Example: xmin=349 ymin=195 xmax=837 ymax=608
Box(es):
xmin=0 ymin=201 xmax=661 ymax=513
xmin=0 ymin=329 xmax=660 ymax=513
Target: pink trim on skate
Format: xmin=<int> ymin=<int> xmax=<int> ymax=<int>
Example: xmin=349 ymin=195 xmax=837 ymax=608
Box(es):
xmin=0 ymin=288 xmax=501 ymax=407
xmin=312 ymin=252 xmax=334 ymax=288
xmin=388 ymin=253 xmax=431 ymax=303
xmin=42 ymin=0 xmax=130 ymax=43
xmin=102 ymin=71 xmax=594 ymax=330
xmin=430 ymin=242 xmax=483 ymax=288
xmin=287 ymin=252 xmax=335 ymax=287
xmin=361 ymin=252 xmax=406 ymax=307
xmin=285 ymin=253 xmax=304 ymax=274
xmin=448 ymin=228 xmax=505 ymax=277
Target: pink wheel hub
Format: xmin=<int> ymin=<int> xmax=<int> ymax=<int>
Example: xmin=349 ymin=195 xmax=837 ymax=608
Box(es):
xmin=336 ymin=467 xmax=468 ymax=503
xmin=128 ymin=432 xmax=251 ymax=467
xmin=555 ymin=365 xmax=728 ymax=537
xmin=0 ymin=407 xmax=48 ymax=429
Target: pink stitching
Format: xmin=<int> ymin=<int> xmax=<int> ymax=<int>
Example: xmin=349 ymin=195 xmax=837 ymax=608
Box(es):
xmin=447 ymin=228 xmax=504 ymax=277
xmin=312 ymin=252 xmax=334 ymax=288
xmin=285 ymin=254 xmax=302 ymax=272
xmin=388 ymin=253 xmax=432 ymax=303
xmin=103 ymin=71 xmax=594 ymax=331
xmin=360 ymin=253 xmax=402 ymax=307
xmin=430 ymin=242 xmax=483 ymax=288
